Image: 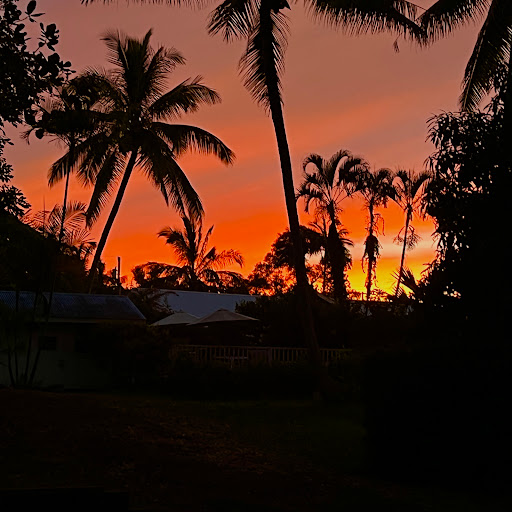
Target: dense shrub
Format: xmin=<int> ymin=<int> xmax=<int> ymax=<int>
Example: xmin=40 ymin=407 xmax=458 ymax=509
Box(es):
xmin=363 ymin=340 xmax=512 ymax=490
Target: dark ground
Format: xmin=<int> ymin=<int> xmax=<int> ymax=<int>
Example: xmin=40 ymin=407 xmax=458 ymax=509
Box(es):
xmin=0 ymin=390 xmax=508 ymax=511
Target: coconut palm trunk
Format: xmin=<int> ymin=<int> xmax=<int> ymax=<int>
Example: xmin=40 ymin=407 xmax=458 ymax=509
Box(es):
xmin=259 ymin=0 xmax=321 ymax=368
xmin=366 ymin=203 xmax=376 ymax=301
xmin=326 ymin=204 xmax=347 ymax=301
xmin=395 ymin=209 xmax=411 ymax=295
xmin=88 ymin=149 xmax=138 ymax=291
xmin=58 ymin=137 xmax=75 ymax=246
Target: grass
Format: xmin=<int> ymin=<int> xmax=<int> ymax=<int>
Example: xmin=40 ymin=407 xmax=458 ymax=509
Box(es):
xmin=0 ymin=390 xmax=507 ymax=511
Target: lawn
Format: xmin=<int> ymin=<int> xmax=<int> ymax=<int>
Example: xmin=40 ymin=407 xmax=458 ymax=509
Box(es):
xmin=0 ymin=390 xmax=506 ymax=511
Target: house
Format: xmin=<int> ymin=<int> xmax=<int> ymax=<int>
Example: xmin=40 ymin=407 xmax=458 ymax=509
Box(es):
xmin=0 ymin=291 xmax=145 ymax=389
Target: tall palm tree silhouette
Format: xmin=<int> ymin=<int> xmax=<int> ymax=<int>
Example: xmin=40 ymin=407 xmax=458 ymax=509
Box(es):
xmin=359 ymin=168 xmax=395 ymax=301
xmin=297 ymin=149 xmax=366 ymax=301
xmin=392 ymin=169 xmax=430 ymax=296
xmin=158 ymin=212 xmax=244 ymax=291
xmin=420 ymin=0 xmax=512 ymax=111
xmin=47 ymin=30 xmax=234 ymax=290
xmin=84 ymin=0 xmax=424 ymax=383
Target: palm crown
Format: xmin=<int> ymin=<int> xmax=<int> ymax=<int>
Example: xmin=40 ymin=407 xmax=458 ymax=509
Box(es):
xmin=46 ymin=30 xmax=234 ymax=288
xmin=420 ymin=0 xmax=512 ymax=110
xmin=360 ymin=167 xmax=395 ymax=300
xmin=297 ymin=149 xmax=366 ymax=300
xmin=392 ymin=169 xmax=430 ymax=295
xmin=158 ymin=212 xmax=244 ymax=290
xmin=297 ymin=150 xmax=368 ymax=221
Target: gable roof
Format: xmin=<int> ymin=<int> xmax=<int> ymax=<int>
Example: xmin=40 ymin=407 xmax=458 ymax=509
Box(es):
xmin=137 ymin=289 xmax=257 ymax=318
xmin=0 ymin=291 xmax=145 ymax=324
xmin=190 ymin=309 xmax=259 ymax=325
xmin=151 ymin=311 xmax=199 ymax=326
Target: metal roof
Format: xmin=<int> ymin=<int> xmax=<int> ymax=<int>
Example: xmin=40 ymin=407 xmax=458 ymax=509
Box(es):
xmin=137 ymin=289 xmax=257 ymax=318
xmin=0 ymin=291 xmax=145 ymax=323
xmin=190 ymin=309 xmax=259 ymax=325
xmin=151 ymin=312 xmax=199 ymax=326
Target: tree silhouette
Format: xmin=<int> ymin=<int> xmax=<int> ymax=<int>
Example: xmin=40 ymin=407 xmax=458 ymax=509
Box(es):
xmin=297 ymin=149 xmax=365 ymax=301
xmin=0 ymin=145 xmax=30 ymax=218
xmin=359 ymin=168 xmax=395 ymax=301
xmin=24 ymin=77 xmax=102 ymax=246
xmin=24 ymin=201 xmax=96 ymax=263
xmin=84 ymin=0 xmax=424 ymax=386
xmin=420 ymin=0 xmax=512 ymax=111
xmin=158 ymin=212 xmax=244 ymax=291
xmin=47 ymin=30 xmax=234 ymax=290
xmin=392 ymin=169 xmax=430 ymax=296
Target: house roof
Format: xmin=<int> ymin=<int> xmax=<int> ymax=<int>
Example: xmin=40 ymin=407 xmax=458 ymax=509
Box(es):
xmin=190 ymin=309 xmax=259 ymax=325
xmin=0 ymin=291 xmax=145 ymax=324
xmin=151 ymin=311 xmax=199 ymax=326
xmin=137 ymin=289 xmax=257 ymax=318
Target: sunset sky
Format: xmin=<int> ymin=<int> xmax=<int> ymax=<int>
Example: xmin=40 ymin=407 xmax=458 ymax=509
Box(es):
xmin=5 ymin=1 xmax=480 ymax=293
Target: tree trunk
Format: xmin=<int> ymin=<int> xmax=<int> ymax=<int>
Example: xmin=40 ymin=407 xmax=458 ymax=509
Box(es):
xmin=366 ymin=205 xmax=375 ymax=301
xmin=88 ymin=150 xmax=138 ymax=292
xmin=327 ymin=205 xmax=347 ymax=302
xmin=395 ymin=210 xmax=411 ymax=296
xmin=260 ymin=1 xmax=322 ymax=372
xmin=58 ymin=137 xmax=75 ymax=246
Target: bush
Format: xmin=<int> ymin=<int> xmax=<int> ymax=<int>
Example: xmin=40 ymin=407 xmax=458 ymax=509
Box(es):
xmin=363 ymin=340 xmax=512 ymax=490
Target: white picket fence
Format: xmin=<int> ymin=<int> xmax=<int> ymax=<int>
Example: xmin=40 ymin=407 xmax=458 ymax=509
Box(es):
xmin=169 ymin=344 xmax=351 ymax=368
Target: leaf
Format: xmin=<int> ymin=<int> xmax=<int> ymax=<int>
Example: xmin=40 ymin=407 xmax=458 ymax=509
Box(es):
xmin=26 ymin=1 xmax=37 ymax=15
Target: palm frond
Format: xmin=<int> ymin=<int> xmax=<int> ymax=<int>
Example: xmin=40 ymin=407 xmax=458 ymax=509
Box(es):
xmin=308 ymin=0 xmax=425 ymax=42
xmin=239 ymin=4 xmax=290 ymax=109
xmin=419 ymin=0 xmax=491 ymax=39
xmin=208 ymin=249 xmax=245 ymax=270
xmin=85 ymin=150 xmax=125 ymax=225
xmin=152 ymin=122 xmax=235 ymax=163
xmin=158 ymin=227 xmax=192 ymax=266
xmin=208 ymin=0 xmax=260 ymax=42
xmin=149 ymin=77 xmax=221 ymax=119
xmin=460 ymin=0 xmax=512 ymax=110
xmin=137 ymin=130 xmax=204 ymax=217
xmin=143 ymin=46 xmax=187 ymax=103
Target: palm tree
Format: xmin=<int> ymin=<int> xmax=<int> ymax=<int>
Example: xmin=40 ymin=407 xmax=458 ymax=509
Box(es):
xmin=420 ymin=0 xmax=512 ymax=111
xmin=24 ymin=201 xmax=96 ymax=263
xmin=297 ymin=149 xmax=366 ymax=301
xmin=392 ymin=169 xmax=430 ymax=296
xmin=48 ymin=30 xmax=234 ymax=291
xmin=158 ymin=212 xmax=244 ymax=291
xmin=23 ymin=77 xmax=101 ymax=245
xmin=359 ymin=168 xmax=395 ymax=301
xmin=85 ymin=0 xmax=424 ymax=382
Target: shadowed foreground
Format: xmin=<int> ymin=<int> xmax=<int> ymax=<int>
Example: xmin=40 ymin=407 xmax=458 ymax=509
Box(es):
xmin=0 ymin=391 xmax=506 ymax=511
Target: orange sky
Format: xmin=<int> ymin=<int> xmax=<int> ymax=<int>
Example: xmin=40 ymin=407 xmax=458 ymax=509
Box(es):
xmin=5 ymin=1 xmax=480 ymax=293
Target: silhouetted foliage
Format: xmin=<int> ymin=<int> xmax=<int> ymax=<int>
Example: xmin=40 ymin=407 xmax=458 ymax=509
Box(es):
xmin=392 ymin=169 xmax=431 ymax=296
xmin=424 ymin=70 xmax=509 ymax=317
xmin=364 ymin=339 xmax=512 ymax=490
xmin=246 ymin=225 xmax=338 ymax=295
xmin=420 ymin=0 xmax=512 ymax=111
xmin=0 ymin=142 xmax=30 ymax=218
xmin=0 ymin=213 xmax=88 ymax=291
xmin=0 ymin=0 xmax=71 ymax=131
xmin=43 ymin=30 xmax=234 ymax=288
xmin=359 ymin=168 xmax=395 ymax=300
xmin=158 ymin=212 xmax=246 ymax=292
xmin=297 ymin=149 xmax=364 ymax=300
xmin=24 ymin=201 xmax=96 ymax=264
